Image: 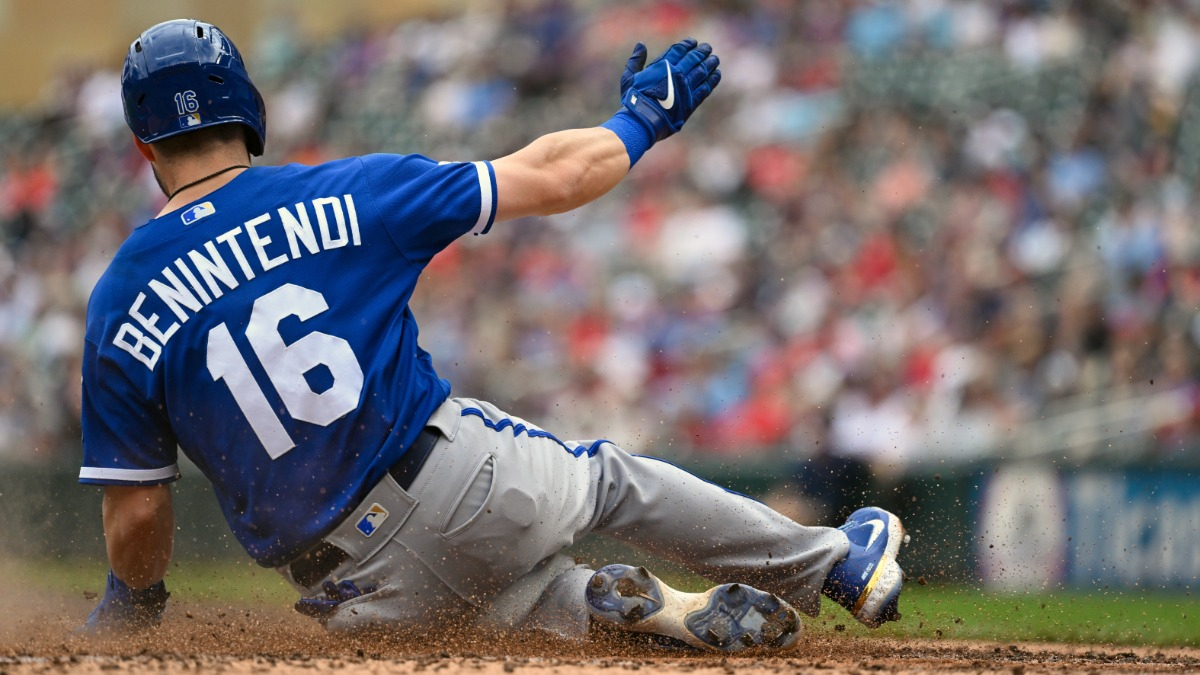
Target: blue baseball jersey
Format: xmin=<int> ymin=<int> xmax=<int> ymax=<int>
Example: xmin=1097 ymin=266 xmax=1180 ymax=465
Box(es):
xmin=79 ymin=155 xmax=497 ymax=566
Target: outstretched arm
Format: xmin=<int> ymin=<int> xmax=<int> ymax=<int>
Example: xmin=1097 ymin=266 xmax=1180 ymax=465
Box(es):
xmin=82 ymin=485 xmax=174 ymax=634
xmin=493 ymin=128 xmax=631 ymax=221
xmin=492 ymin=39 xmax=721 ymax=223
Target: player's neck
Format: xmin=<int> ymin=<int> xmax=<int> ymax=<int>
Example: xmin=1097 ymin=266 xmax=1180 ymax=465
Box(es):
xmin=155 ymin=150 xmax=251 ymax=217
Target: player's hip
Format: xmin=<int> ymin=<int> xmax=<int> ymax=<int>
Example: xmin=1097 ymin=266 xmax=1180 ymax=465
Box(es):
xmin=280 ymin=396 xmax=602 ymax=604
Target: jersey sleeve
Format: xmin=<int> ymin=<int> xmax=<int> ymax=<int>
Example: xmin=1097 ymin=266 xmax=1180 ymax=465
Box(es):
xmin=79 ymin=338 xmax=180 ymax=486
xmin=359 ymin=153 xmax=497 ymax=262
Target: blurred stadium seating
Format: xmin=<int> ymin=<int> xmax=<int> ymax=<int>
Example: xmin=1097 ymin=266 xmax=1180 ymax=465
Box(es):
xmin=2 ymin=0 xmax=1199 ymax=477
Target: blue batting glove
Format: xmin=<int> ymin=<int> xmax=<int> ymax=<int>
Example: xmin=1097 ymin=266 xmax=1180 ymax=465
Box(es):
xmin=601 ymin=39 xmax=722 ymax=166
xmin=81 ymin=570 xmax=169 ymax=635
xmin=619 ymin=38 xmax=721 ymax=142
xmin=294 ymin=579 xmax=371 ymax=624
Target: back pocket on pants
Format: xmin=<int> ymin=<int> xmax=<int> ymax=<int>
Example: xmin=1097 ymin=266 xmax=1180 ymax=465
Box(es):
xmin=440 ymin=453 xmax=496 ymax=539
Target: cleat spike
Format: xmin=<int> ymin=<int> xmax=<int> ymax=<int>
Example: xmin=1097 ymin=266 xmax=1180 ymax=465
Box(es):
xmin=627 ymin=604 xmax=644 ymax=622
xmin=615 ymin=577 xmax=639 ymax=597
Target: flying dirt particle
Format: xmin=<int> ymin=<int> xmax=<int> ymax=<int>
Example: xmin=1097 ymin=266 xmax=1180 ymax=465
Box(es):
xmin=935 ymin=629 xmax=943 ymax=638
xmin=834 ymin=624 xmax=845 ymax=632
xmin=917 ymin=577 xmax=928 ymax=586
xmin=954 ymin=617 xmax=963 ymax=624
xmin=934 ymin=474 xmax=941 ymax=481
xmin=82 ymin=591 xmax=97 ymax=600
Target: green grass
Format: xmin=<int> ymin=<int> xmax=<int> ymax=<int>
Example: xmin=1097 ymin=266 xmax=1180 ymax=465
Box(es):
xmin=13 ymin=558 xmax=1199 ymax=648
xmin=816 ymin=586 xmax=1200 ymax=647
xmin=10 ymin=557 xmax=295 ymax=606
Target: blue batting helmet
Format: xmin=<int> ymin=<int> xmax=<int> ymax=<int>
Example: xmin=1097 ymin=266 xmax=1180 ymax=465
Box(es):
xmin=121 ymin=19 xmax=267 ymax=156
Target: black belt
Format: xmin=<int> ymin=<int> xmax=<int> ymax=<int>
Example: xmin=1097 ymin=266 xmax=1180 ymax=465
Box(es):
xmin=289 ymin=426 xmax=440 ymax=587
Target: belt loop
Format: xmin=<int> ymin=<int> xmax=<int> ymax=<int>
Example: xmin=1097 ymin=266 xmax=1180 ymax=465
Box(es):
xmin=424 ymin=398 xmax=463 ymax=441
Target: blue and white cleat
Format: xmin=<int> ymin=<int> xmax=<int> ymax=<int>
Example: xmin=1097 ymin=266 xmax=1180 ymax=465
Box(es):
xmin=823 ymin=507 xmax=908 ymax=627
xmin=586 ymin=564 xmax=801 ymax=652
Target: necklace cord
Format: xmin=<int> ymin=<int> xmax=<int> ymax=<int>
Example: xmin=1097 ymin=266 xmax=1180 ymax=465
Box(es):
xmin=168 ymin=164 xmax=249 ymax=200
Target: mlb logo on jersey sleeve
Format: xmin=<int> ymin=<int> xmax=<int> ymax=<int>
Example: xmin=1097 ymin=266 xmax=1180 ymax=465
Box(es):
xmin=181 ymin=201 xmax=216 ymax=225
xmin=355 ymin=503 xmax=390 ymax=537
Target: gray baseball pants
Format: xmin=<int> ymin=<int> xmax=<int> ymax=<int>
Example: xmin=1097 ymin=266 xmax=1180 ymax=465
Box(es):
xmin=279 ymin=396 xmax=850 ymax=637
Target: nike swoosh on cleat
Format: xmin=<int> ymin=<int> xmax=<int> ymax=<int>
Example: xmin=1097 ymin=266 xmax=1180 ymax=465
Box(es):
xmin=659 ymin=62 xmax=675 ymax=109
xmin=863 ymin=520 xmax=885 ymax=550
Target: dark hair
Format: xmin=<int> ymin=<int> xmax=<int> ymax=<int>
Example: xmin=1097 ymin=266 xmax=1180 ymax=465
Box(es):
xmin=153 ymin=122 xmax=251 ymax=160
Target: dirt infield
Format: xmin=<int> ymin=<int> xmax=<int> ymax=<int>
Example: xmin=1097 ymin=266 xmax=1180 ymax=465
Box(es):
xmin=3 ymin=590 xmax=1199 ymax=675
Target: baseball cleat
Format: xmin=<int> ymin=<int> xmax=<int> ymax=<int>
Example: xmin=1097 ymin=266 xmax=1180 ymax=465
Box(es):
xmin=823 ymin=507 xmax=908 ymax=628
xmin=586 ymin=564 xmax=801 ymax=652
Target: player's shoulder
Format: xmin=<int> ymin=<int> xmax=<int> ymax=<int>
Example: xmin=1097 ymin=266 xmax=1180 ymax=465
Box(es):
xmin=360 ymin=152 xmax=435 ymax=170
xmin=356 ymin=152 xmax=481 ymax=193
xmin=264 ymin=156 xmax=364 ymax=182
xmin=266 ymin=154 xmax=445 ymax=190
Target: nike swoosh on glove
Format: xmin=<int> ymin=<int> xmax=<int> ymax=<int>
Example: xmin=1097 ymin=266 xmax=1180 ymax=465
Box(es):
xmin=619 ymin=38 xmax=722 ymax=142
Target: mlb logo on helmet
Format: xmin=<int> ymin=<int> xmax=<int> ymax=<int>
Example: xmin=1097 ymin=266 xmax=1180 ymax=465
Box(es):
xmin=181 ymin=201 xmax=216 ymax=225
xmin=355 ymin=503 xmax=390 ymax=537
xmin=180 ymin=113 xmax=202 ymax=128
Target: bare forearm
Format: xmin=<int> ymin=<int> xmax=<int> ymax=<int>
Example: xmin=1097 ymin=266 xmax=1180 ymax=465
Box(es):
xmin=103 ymin=485 xmax=174 ymax=589
xmin=493 ymin=127 xmax=630 ymax=221
xmin=489 ymin=38 xmax=719 ymax=223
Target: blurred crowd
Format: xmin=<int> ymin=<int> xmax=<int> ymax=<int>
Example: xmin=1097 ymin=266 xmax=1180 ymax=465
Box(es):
xmin=4 ymin=0 xmax=1200 ymax=472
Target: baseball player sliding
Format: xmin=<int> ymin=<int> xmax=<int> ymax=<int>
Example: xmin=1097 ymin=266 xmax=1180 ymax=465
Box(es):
xmin=79 ymin=20 xmax=907 ymax=651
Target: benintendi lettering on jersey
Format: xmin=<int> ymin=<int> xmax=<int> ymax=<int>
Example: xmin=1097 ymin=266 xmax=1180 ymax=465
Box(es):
xmin=114 ymin=193 xmax=362 ymax=370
